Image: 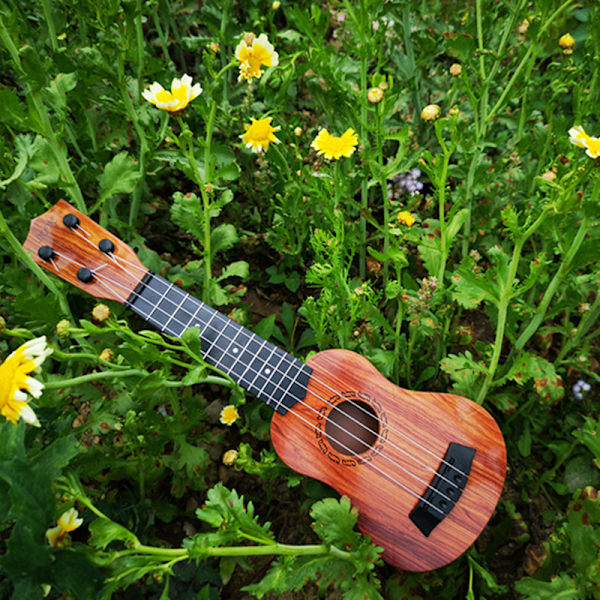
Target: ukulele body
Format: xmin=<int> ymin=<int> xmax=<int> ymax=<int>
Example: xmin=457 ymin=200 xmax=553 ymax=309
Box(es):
xmin=270 ymin=349 xmax=506 ymax=572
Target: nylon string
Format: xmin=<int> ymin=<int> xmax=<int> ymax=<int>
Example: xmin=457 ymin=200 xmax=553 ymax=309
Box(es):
xmin=50 ymin=240 xmax=470 ymax=512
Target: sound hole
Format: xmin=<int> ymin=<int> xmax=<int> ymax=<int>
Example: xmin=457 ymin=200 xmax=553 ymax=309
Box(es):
xmin=325 ymin=400 xmax=379 ymax=455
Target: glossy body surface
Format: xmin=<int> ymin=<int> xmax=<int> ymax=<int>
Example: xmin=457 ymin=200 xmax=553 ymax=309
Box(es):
xmin=271 ymin=349 xmax=506 ymax=571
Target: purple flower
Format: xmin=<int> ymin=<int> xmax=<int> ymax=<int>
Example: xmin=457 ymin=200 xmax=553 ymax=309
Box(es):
xmin=573 ymin=379 xmax=592 ymax=400
xmin=389 ymin=169 xmax=425 ymax=199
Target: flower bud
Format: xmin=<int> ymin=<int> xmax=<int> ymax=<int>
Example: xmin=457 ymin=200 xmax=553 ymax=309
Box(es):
xmin=294 ymin=126 xmax=303 ymax=137
xmin=367 ymin=87 xmax=384 ymax=103
xmin=222 ymin=449 xmax=239 ymax=465
xmin=99 ymin=348 xmax=114 ymax=362
xmin=558 ymin=33 xmax=575 ymax=49
xmin=92 ymin=304 xmax=111 ymax=322
xmin=56 ymin=319 xmax=72 ymax=338
xmin=421 ymin=104 xmax=441 ymax=122
xmin=0 ymin=315 xmax=5 ymax=335
xmin=449 ymin=63 xmax=462 ymax=76
xmin=272 ymin=1 xmax=280 ymax=9
xmin=242 ymin=32 xmax=257 ymax=46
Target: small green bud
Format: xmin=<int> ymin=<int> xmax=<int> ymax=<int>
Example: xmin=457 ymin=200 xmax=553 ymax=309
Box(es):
xmin=56 ymin=319 xmax=72 ymax=338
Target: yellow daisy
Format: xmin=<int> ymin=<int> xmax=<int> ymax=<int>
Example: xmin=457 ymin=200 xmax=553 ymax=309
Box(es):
xmin=235 ymin=33 xmax=279 ymax=83
xmin=569 ymin=125 xmax=600 ymax=159
xmin=219 ymin=405 xmax=239 ymax=426
xmin=311 ymin=128 xmax=358 ymax=161
xmin=46 ymin=508 xmax=84 ymax=547
xmin=142 ymin=74 xmax=202 ymax=112
xmin=241 ymin=117 xmax=281 ymax=152
xmin=0 ymin=336 xmax=52 ymax=427
xmin=397 ymin=211 xmax=416 ymax=226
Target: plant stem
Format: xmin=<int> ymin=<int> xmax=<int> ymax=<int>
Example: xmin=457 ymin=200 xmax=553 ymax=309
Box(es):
xmin=513 ymin=216 xmax=589 ymax=354
xmin=44 ymin=369 xmax=147 ymax=389
xmin=475 ymin=208 xmax=551 ymax=403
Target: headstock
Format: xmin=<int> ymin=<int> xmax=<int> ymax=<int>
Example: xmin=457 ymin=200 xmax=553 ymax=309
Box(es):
xmin=23 ymin=200 xmax=148 ymax=304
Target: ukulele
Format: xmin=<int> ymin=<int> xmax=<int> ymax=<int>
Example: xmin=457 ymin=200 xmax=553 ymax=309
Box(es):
xmin=23 ymin=200 xmax=506 ymax=572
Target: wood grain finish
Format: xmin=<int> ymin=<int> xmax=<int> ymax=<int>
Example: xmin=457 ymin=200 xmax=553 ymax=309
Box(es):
xmin=22 ymin=200 xmax=147 ymax=303
xmin=271 ymin=349 xmax=506 ymax=572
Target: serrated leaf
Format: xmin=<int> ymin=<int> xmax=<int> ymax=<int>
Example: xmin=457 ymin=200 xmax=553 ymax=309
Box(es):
xmin=217 ymin=260 xmax=249 ymax=281
xmin=450 ymin=257 xmax=501 ymax=309
xmin=99 ymin=152 xmax=142 ymax=202
xmin=440 ymin=351 xmax=487 ymax=398
xmin=514 ymin=574 xmax=580 ymax=600
xmin=211 ymin=223 xmax=238 ymax=255
xmin=310 ymin=495 xmax=361 ymax=547
xmin=171 ymin=191 xmax=204 ymax=241
xmin=505 ymin=352 xmax=564 ymax=403
xmin=193 ymin=483 xmax=274 ymax=546
xmin=88 ymin=518 xmax=140 ymax=550
xmin=43 ymin=73 xmax=77 ymax=121
xmin=29 ymin=136 xmax=61 ymax=185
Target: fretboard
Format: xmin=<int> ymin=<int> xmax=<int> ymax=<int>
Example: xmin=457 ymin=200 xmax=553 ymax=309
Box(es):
xmin=125 ymin=272 xmax=311 ymax=415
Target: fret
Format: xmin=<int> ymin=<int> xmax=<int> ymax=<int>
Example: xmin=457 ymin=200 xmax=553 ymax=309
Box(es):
xmin=240 ymin=337 xmax=273 ymax=391
xmin=162 ymin=291 xmax=188 ymax=333
xmin=126 ymin=272 xmax=312 ymax=414
xmin=211 ymin=322 xmax=246 ymax=372
xmin=254 ymin=348 xmax=289 ymax=409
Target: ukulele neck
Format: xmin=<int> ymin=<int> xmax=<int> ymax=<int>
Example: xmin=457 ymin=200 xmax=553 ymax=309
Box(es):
xmin=126 ymin=271 xmax=311 ymax=415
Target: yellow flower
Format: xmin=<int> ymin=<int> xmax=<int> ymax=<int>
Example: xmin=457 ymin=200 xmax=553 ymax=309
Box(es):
xmin=220 ymin=405 xmax=239 ymax=426
xmin=272 ymin=1 xmax=281 ymax=9
xmin=142 ymin=74 xmax=202 ymax=112
xmin=569 ymin=126 xmax=600 ymax=159
xmin=397 ymin=211 xmax=415 ymax=227
xmin=449 ymin=63 xmax=462 ymax=76
xmin=311 ymin=128 xmax=358 ymax=160
xmin=558 ymin=33 xmax=575 ymax=49
xmin=241 ymin=117 xmax=281 ymax=153
xmin=421 ymin=104 xmax=441 ymax=122
xmin=235 ymin=33 xmax=279 ymax=82
xmin=46 ymin=508 xmax=84 ymax=548
xmin=0 ymin=336 xmax=52 ymax=427
xmin=367 ymin=87 xmax=384 ymax=103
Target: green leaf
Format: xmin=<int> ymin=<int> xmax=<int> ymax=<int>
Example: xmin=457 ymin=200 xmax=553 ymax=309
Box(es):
xmin=88 ymin=518 xmax=140 ymax=550
xmin=574 ymin=417 xmax=600 ymax=461
xmin=29 ymin=136 xmax=61 ymax=185
xmin=446 ymin=208 xmax=469 ymax=244
xmin=211 ymin=223 xmax=238 ymax=256
xmin=99 ymin=151 xmax=142 ymax=202
xmin=514 ymin=574 xmax=581 ymax=600
xmin=440 ymin=351 xmax=487 ymax=398
xmin=254 ymin=314 xmax=276 ymax=340
xmin=171 ymin=191 xmax=204 ymax=241
xmin=310 ymin=495 xmax=362 ymax=547
xmin=217 ymin=260 xmax=249 ymax=282
xmin=181 ymin=325 xmax=204 ymax=358
xmin=505 ymin=352 xmax=564 ymax=403
xmin=43 ymin=73 xmax=77 ymax=121
xmin=18 ymin=45 xmax=48 ymax=91
xmin=0 ymin=87 xmax=26 ymax=128
xmin=567 ymin=488 xmax=600 ymax=572
xmin=450 ymin=259 xmax=500 ymax=309
xmin=193 ymin=483 xmax=274 ymax=547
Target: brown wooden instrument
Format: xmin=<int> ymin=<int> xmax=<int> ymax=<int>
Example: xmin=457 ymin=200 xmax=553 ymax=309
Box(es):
xmin=23 ymin=200 xmax=506 ymax=571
